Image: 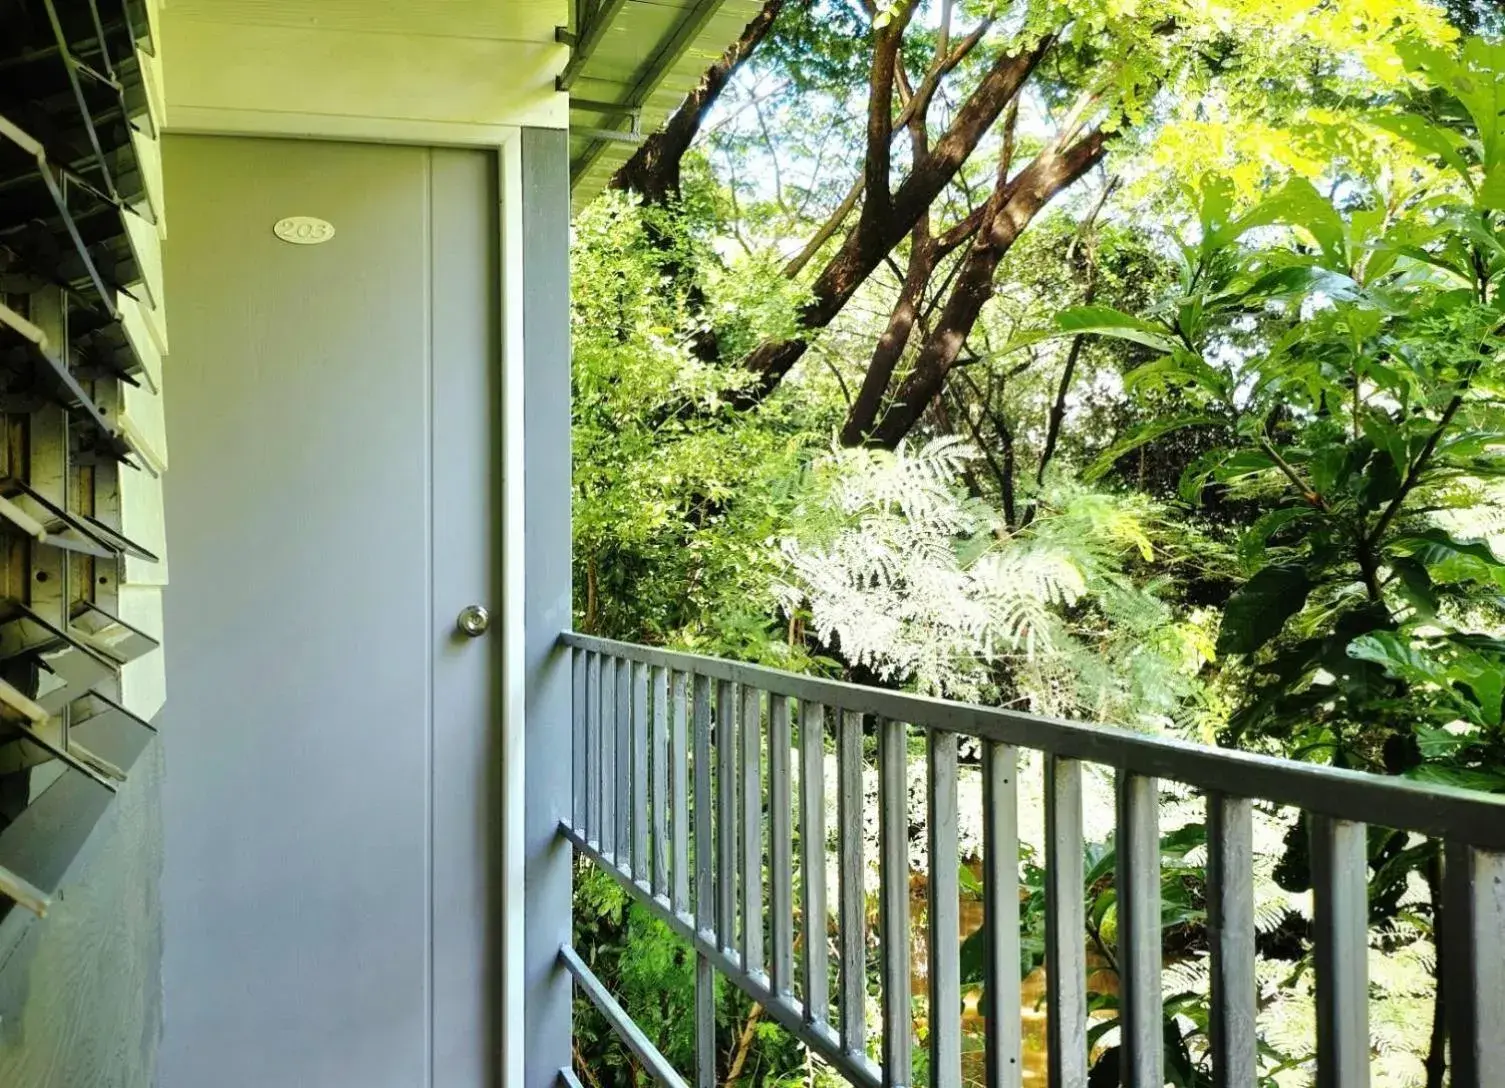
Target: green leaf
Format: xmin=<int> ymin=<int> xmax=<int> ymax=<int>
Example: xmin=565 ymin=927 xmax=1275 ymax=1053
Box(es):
xmin=1195 ymin=174 xmax=1238 ymax=255
xmin=1452 ymin=651 xmax=1505 ymax=725
xmin=1121 ymin=349 xmax=1229 ymax=401
xmin=1216 ymin=564 xmax=1312 ymax=656
xmin=1178 ymin=446 xmax=1275 ymax=504
xmin=1358 ymin=449 xmax=1401 ymax=510
xmin=1214 ymin=449 xmax=1280 ymax=481
xmin=1305 ymin=445 xmax=1352 ymax=495
xmin=1001 ymin=305 xmax=1178 ymax=356
xmin=1360 ymin=411 xmax=1412 ymax=476
xmin=1178 ymin=446 xmax=1230 ymax=504
xmin=1370 ymin=113 xmax=1475 ymax=186
xmin=1416 ymin=724 xmax=1471 ymax=759
xmin=1255 ymin=177 xmax=1350 ymax=269
xmin=1437 ymin=431 xmax=1505 ymax=459
xmin=1397 ymin=37 xmax=1505 ymax=210
xmin=1237 ymin=506 xmax=1313 ymax=568
xmin=1406 ymin=762 xmax=1505 ymax=793
xmin=1388 ymin=557 xmax=1438 ymax=622
xmin=1389 ymin=244 xmax=1474 ymax=284
xmin=1390 ymin=528 xmax=1505 ymax=588
xmin=1348 ymin=630 xmax=1447 ymax=687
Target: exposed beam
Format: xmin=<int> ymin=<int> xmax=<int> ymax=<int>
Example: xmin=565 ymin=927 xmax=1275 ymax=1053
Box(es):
xmin=572 ymin=127 xmax=643 ymax=145
xmin=570 ymin=0 xmax=727 ymax=186
xmin=556 ymin=0 xmax=628 ymax=92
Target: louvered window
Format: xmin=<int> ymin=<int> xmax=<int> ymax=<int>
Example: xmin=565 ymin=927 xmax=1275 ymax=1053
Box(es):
xmin=0 ymin=0 xmax=163 ymax=924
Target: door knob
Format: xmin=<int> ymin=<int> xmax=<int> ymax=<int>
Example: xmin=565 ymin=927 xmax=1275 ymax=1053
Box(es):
xmin=456 ymin=604 xmax=490 ymax=637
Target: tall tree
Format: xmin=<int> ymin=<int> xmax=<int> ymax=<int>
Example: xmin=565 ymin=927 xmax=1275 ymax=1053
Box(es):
xmin=609 ymin=0 xmax=1458 ymax=449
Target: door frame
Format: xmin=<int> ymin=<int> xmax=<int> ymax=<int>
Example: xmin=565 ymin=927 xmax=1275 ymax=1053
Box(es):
xmin=495 ymin=127 xmax=529 ymax=1088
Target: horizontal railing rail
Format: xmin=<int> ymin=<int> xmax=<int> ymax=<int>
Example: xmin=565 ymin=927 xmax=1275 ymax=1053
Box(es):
xmin=557 ymin=630 xmax=1505 ymax=1088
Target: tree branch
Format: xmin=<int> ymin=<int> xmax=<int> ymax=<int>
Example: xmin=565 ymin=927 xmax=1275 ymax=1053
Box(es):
xmin=860 ymin=2 xmax=916 ymax=226
xmin=1031 ymin=175 xmax=1119 ymax=504
xmin=866 ymin=127 xmax=1110 ymax=448
xmin=841 ymin=218 xmax=936 ymax=444
xmin=784 ymin=172 xmax=864 ymax=278
xmin=956 ymin=368 xmax=1018 ymax=525
xmin=738 ymin=35 xmax=1055 ymax=404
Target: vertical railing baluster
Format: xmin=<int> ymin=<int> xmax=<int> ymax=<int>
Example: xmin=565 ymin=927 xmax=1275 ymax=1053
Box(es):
xmin=693 ymin=671 xmax=718 ymax=1088
xmin=1044 ymin=755 xmax=1086 ymax=1088
xmin=586 ymin=651 xmax=601 ymax=849
xmin=769 ymin=694 xmax=795 ymax=999
xmin=929 ymin=730 xmax=961 ymax=1088
xmin=601 ymin=656 xmax=617 ymax=861
xmin=695 ymin=950 xmax=716 ymax=1088
xmin=1207 ymin=793 xmax=1256 ymax=1088
xmin=1443 ymin=842 xmax=1505 ymax=1088
xmin=982 ymin=742 xmax=1021 ymax=1088
xmin=671 ymin=671 xmax=690 ymax=919
xmin=616 ymin=658 xmax=632 ymax=875
xmin=652 ymin=664 xmax=669 ymax=899
xmin=693 ymin=674 xmax=714 ymax=938
xmin=632 ymin=661 xmax=649 ymax=884
xmin=740 ymin=685 xmax=765 ymax=976
xmin=1311 ymin=815 xmax=1370 ymax=1088
xmin=837 ymin=708 xmax=867 ymax=1058
xmin=800 ymin=700 xmax=830 ymax=1029
xmin=716 ymin=680 xmax=738 ymax=956
xmin=572 ymin=649 xmax=586 ymax=833
xmin=879 ymin=717 xmax=912 ymax=1087
xmin=1115 ymin=771 xmax=1162 ymax=1088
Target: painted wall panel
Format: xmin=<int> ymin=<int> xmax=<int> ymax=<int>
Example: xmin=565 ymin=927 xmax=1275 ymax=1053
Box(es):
xmin=162 ymin=17 xmax=568 ymax=136
xmin=120 ymin=291 xmax=167 ymax=361
xmin=170 ymin=0 xmax=561 ymax=42
xmin=124 ymin=212 xmax=164 ymax=312
xmin=131 ymin=126 xmax=166 ymax=236
xmin=121 ymin=380 xmax=168 ymax=473
xmin=120 ymin=296 xmax=163 ymax=390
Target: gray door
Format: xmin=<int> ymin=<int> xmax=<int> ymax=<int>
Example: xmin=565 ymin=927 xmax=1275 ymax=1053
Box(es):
xmin=159 ymin=136 xmax=500 ymax=1088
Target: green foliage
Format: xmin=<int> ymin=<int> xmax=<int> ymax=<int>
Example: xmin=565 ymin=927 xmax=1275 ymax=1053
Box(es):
xmin=959 ymin=820 xmax=1221 ymax=1085
xmin=571 ymin=194 xmax=832 ymax=664
xmin=571 ymin=864 xmax=815 ymax=1086
xmin=1024 ymin=36 xmax=1505 ymax=787
xmin=779 ymin=439 xmax=1213 ymax=724
xmin=981 ymin=32 xmax=1505 ymax=1085
xmin=570 ymin=14 xmax=1505 ymax=1088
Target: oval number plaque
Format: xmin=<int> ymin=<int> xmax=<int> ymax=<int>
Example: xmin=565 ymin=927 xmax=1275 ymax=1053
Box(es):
xmin=273 ymin=216 xmax=335 ymax=246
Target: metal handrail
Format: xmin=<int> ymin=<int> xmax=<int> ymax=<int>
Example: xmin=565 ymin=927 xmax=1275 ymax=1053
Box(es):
xmin=557 ymin=631 xmax=1505 ymax=1088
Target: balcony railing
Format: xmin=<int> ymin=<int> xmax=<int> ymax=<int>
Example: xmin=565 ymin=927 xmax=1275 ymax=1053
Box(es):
xmin=555 ymin=632 xmax=1505 ymax=1088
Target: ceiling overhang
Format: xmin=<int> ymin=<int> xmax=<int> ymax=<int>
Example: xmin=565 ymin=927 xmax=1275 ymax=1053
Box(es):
xmin=560 ymin=0 xmax=764 ymax=210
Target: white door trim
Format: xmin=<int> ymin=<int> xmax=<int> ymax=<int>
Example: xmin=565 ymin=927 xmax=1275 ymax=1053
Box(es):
xmin=495 ymin=127 xmax=528 ymax=1088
